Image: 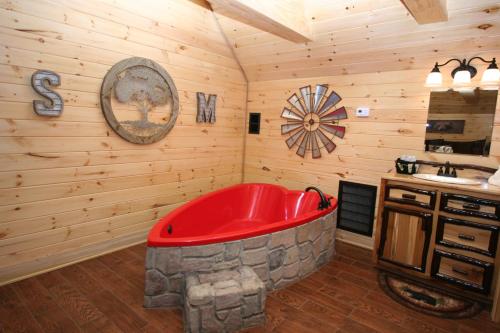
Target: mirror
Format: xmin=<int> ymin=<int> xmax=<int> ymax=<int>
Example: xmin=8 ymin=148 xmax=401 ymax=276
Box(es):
xmin=425 ymin=88 xmax=497 ymax=156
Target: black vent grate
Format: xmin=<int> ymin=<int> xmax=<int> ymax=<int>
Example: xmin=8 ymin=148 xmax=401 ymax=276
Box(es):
xmin=337 ymin=181 xmax=377 ymax=236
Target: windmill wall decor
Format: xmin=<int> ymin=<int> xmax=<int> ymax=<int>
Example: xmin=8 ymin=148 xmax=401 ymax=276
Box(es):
xmin=281 ymin=84 xmax=347 ymax=159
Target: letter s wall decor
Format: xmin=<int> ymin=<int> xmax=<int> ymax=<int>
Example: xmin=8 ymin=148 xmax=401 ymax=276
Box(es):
xmin=31 ymin=70 xmax=64 ymax=117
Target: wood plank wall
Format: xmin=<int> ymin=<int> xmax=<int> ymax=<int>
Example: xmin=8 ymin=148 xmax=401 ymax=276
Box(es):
xmin=211 ymin=0 xmax=500 ymax=248
xmin=244 ymin=71 xmax=500 ymax=248
xmin=0 ymin=0 xmax=247 ymax=285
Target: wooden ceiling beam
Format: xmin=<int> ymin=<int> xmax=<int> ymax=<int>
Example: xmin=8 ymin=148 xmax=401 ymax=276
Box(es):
xmin=401 ymin=0 xmax=448 ymax=24
xmin=207 ymin=0 xmax=312 ymax=43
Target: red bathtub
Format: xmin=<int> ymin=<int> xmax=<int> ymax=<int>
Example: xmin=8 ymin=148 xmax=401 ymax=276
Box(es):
xmin=147 ymin=183 xmax=337 ymax=247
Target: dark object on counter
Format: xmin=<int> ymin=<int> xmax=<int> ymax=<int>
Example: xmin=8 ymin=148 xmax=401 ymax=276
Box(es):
xmin=395 ymin=158 xmax=419 ymax=174
xmin=434 ymin=161 xmax=459 ymax=178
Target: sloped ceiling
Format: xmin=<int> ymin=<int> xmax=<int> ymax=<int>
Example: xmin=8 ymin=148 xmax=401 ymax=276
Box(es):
xmin=214 ymin=0 xmax=500 ymax=81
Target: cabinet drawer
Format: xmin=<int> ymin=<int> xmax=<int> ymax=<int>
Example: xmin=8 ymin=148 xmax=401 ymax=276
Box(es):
xmin=431 ymin=250 xmax=494 ymax=294
xmin=440 ymin=193 xmax=500 ymax=222
xmin=436 ymin=216 xmax=499 ymax=257
xmin=384 ymin=184 xmax=436 ymax=209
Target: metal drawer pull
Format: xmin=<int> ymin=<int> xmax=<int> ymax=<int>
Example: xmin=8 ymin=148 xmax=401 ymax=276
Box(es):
xmin=402 ymin=193 xmax=416 ymax=200
xmin=458 ymin=233 xmax=475 ymax=241
xmin=451 ymin=266 xmax=469 ymax=276
xmin=462 ymin=203 xmax=480 ymax=210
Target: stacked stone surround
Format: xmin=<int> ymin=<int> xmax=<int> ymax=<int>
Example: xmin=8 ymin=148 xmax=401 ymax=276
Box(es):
xmin=144 ymin=210 xmax=337 ymax=308
xmin=184 ymin=267 xmax=266 ymax=333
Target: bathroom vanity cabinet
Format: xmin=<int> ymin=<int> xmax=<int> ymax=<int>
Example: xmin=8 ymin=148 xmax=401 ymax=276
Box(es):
xmin=374 ymin=173 xmax=500 ymax=320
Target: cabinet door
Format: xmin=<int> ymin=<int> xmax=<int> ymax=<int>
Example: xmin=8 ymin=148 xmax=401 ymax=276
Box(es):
xmin=378 ymin=206 xmax=433 ymax=272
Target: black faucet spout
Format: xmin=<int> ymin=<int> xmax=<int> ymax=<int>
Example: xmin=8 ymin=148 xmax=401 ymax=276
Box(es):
xmin=434 ymin=161 xmax=458 ymax=177
xmin=439 ymin=161 xmax=457 ymax=177
xmin=444 ymin=161 xmax=451 ymax=176
xmin=305 ymin=186 xmax=331 ymax=210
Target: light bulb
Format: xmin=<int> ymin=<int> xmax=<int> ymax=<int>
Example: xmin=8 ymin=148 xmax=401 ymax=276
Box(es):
xmin=480 ymin=67 xmax=500 ymax=90
xmin=425 ymin=71 xmax=442 ymax=88
xmin=453 ymin=70 xmax=471 ymax=87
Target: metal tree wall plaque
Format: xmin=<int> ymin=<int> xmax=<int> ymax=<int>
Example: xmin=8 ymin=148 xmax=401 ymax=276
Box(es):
xmin=281 ymin=84 xmax=347 ymax=159
xmin=31 ymin=70 xmax=64 ymax=116
xmin=196 ymin=92 xmax=216 ymax=123
xmin=100 ymin=57 xmax=179 ymax=144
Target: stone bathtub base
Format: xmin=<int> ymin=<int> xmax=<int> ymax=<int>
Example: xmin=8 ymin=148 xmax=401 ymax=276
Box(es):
xmin=144 ymin=210 xmax=337 ymax=308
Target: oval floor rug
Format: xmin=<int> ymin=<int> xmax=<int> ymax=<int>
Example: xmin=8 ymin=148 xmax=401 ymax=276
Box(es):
xmin=378 ymin=271 xmax=483 ymax=319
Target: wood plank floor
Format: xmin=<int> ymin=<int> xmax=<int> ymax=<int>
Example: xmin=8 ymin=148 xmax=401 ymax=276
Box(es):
xmin=1 ymin=241 xmax=500 ymax=333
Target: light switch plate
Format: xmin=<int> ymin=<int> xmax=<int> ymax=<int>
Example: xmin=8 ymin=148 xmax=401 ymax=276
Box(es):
xmin=356 ymin=107 xmax=370 ymax=117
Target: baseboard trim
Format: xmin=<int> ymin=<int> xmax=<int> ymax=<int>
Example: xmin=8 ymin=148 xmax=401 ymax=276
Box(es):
xmin=335 ymin=229 xmax=374 ymax=250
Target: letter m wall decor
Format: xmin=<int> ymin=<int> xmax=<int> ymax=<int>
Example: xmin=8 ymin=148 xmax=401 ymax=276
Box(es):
xmin=196 ymin=92 xmax=216 ymax=123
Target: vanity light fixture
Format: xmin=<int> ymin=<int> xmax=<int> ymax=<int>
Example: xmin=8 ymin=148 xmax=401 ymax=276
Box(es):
xmin=482 ymin=58 xmax=500 ymax=90
xmin=424 ymin=64 xmax=443 ymax=89
xmin=425 ymin=57 xmax=499 ymax=91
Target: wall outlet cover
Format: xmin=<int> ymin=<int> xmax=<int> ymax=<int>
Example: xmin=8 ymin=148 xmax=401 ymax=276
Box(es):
xmin=356 ymin=107 xmax=370 ymax=117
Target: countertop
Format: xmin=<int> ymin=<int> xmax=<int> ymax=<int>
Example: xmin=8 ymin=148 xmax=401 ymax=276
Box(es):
xmin=382 ymin=172 xmax=500 ymax=196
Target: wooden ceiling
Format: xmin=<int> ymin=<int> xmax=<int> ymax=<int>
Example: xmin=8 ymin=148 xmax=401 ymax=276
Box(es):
xmin=213 ymin=0 xmax=500 ymax=81
xmin=401 ymin=0 xmax=448 ymax=24
xmin=208 ymin=0 xmax=312 ymax=43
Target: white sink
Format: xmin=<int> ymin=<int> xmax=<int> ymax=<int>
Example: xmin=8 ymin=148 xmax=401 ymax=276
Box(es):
xmin=412 ymin=173 xmax=481 ymax=185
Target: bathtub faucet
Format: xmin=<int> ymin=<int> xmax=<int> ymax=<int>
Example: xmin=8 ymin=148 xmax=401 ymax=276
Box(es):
xmin=305 ymin=186 xmax=331 ymax=210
